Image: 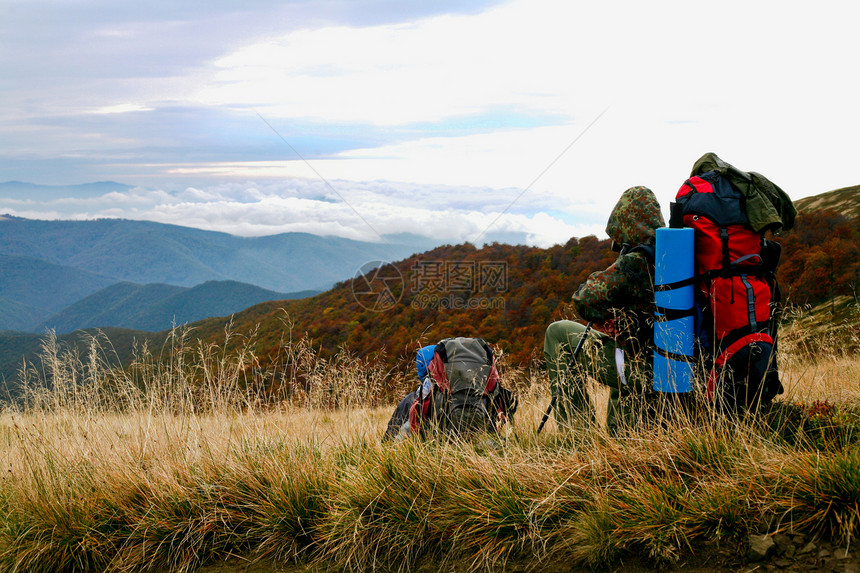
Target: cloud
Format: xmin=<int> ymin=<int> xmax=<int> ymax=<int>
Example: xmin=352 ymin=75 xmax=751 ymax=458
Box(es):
xmin=0 ymin=179 xmax=601 ymax=247
xmin=195 ymin=3 xmax=589 ymax=126
xmin=90 ymin=104 xmax=155 ymax=115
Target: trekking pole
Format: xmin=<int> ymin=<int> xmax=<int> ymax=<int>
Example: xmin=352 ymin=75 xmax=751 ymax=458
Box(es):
xmin=537 ymin=321 xmax=593 ymax=435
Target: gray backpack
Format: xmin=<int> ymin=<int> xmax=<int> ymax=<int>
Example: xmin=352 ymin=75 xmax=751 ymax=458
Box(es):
xmin=422 ymin=337 xmax=502 ymax=436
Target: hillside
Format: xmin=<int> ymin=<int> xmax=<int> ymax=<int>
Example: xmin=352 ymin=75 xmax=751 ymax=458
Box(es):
xmin=181 ymin=237 xmax=617 ymax=376
xmin=0 ymin=297 xmax=46 ymax=335
xmin=35 ymin=282 xmax=185 ymax=334
xmin=794 ymin=185 xmax=860 ymax=220
xmin=0 ymin=238 xmax=613 ymax=385
xmin=120 ymin=281 xmax=313 ymax=332
xmin=0 ymin=216 xmax=435 ymax=293
xmin=36 ymin=280 xmax=317 ymax=334
xmin=779 ymin=191 xmax=860 ymax=306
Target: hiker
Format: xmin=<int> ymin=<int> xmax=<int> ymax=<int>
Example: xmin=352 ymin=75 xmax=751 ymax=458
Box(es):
xmin=543 ymin=186 xmax=664 ymax=433
xmin=382 ymin=344 xmax=436 ymax=442
xmin=383 ymin=338 xmax=517 ymax=441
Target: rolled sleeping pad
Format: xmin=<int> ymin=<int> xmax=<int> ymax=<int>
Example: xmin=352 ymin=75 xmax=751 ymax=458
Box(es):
xmin=653 ymin=227 xmax=695 ymax=393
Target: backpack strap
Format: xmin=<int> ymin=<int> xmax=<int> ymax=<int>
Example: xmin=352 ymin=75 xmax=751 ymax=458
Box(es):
xmin=627 ymin=242 xmax=696 ymax=314
xmin=408 ymin=391 xmax=434 ymax=434
xmin=655 ymin=276 xmax=697 ymax=291
xmin=652 ymin=240 xmax=697 ymax=321
xmin=434 ymin=340 xmax=448 ymax=363
xmin=623 ymin=242 xmax=654 ymax=262
xmin=475 ymin=338 xmax=499 ymax=395
xmin=428 ymin=350 xmax=450 ymax=393
xmin=476 ymin=337 xmax=494 ymax=369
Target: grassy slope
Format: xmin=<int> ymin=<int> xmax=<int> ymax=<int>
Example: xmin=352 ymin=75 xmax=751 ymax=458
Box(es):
xmin=794 ymin=185 xmax=860 ymax=219
xmin=1 ymin=349 xmax=859 ymax=572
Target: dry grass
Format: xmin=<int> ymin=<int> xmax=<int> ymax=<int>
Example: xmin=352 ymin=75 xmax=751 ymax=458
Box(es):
xmin=0 ymin=308 xmax=859 ymax=572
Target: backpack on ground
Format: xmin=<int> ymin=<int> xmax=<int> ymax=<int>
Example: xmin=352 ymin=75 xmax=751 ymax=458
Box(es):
xmin=671 ymin=158 xmax=793 ymax=410
xmin=408 ymin=337 xmax=512 ymax=437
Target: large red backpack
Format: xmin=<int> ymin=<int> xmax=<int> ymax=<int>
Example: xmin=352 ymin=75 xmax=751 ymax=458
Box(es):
xmin=673 ymin=171 xmax=783 ymax=410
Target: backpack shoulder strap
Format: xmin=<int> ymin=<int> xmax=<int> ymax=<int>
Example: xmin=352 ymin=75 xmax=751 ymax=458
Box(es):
xmin=625 ymin=243 xmax=655 ymax=263
xmin=428 ymin=345 xmax=450 ymax=393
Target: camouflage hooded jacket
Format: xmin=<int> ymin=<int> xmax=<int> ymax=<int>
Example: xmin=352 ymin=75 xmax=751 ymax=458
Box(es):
xmin=572 ymin=186 xmax=665 ymax=352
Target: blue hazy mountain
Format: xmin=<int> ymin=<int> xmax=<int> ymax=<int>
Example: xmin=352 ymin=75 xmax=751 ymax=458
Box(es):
xmin=0 ymin=254 xmax=118 ymax=330
xmin=38 ymin=280 xmax=316 ymax=334
xmin=0 ymin=215 xmax=432 ymax=292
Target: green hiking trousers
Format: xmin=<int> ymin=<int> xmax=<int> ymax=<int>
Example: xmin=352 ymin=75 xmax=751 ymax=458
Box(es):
xmin=543 ymin=320 xmax=653 ymax=433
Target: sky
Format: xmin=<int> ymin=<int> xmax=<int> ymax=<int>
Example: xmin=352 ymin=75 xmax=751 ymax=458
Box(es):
xmin=1 ymin=0 xmax=858 ymax=247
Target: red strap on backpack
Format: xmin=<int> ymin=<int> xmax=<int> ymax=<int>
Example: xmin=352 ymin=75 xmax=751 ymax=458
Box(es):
xmin=486 ymin=360 xmax=500 ymax=394
xmin=427 ymin=353 xmax=449 ymax=392
xmin=680 ymin=176 xmax=715 ymax=197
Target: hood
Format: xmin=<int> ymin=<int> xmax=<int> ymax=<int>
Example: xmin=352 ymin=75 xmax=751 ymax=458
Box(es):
xmin=416 ymin=345 xmax=437 ymax=380
xmin=605 ymin=185 xmax=665 ymax=247
xmin=690 ymin=151 xmax=752 ymax=181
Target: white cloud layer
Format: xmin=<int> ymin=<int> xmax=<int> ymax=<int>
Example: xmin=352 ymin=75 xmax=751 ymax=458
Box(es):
xmin=0 ymin=180 xmax=604 ymax=247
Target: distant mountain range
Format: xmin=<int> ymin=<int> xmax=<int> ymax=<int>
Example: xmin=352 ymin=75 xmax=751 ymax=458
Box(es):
xmin=0 ymin=180 xmax=133 ymax=200
xmin=0 ymin=215 xmax=434 ymax=292
xmin=0 ymin=213 xmax=437 ymax=333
